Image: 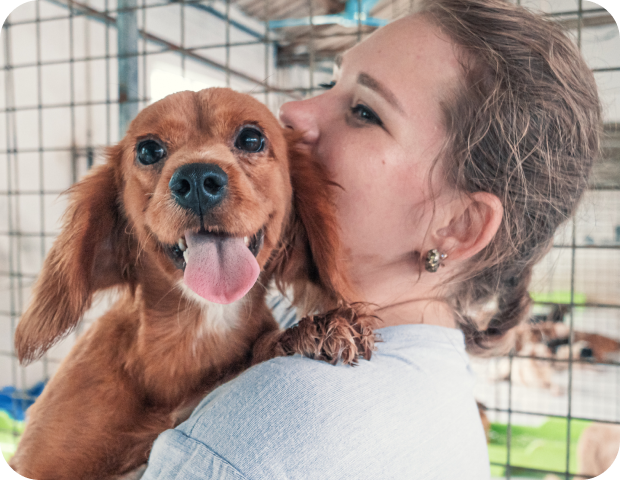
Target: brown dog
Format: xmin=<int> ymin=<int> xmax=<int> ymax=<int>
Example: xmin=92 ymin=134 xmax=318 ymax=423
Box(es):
xmin=10 ymin=88 xmax=373 ymax=479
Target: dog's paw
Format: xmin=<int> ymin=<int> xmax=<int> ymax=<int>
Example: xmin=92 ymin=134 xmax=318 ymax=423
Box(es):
xmin=254 ymin=304 xmax=376 ymax=366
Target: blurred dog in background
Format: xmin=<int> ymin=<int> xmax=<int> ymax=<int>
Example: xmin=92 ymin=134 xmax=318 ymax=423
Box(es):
xmin=491 ymin=305 xmax=620 ymax=392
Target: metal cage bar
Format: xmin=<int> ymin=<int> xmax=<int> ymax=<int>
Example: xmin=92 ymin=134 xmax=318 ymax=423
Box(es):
xmin=0 ymin=1 xmax=619 ymax=477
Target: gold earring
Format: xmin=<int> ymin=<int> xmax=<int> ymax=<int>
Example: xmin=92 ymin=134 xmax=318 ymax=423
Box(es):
xmin=425 ymin=249 xmax=447 ymax=273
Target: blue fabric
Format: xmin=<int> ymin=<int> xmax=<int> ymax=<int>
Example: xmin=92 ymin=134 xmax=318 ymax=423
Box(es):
xmin=0 ymin=381 xmax=45 ymax=421
xmin=266 ymin=291 xmax=299 ymax=329
xmin=143 ymin=322 xmax=490 ymax=480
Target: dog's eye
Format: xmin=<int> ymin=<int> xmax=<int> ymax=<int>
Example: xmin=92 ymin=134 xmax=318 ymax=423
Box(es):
xmin=137 ymin=140 xmax=167 ymax=165
xmin=235 ymin=127 xmax=265 ymax=153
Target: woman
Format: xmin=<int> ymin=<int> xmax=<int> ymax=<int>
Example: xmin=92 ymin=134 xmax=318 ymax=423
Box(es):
xmin=143 ymin=0 xmax=600 ymax=478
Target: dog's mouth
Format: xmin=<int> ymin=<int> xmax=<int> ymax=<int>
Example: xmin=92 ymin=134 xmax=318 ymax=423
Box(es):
xmin=166 ymin=228 xmax=265 ymax=269
xmin=165 ymin=228 xmax=265 ymax=304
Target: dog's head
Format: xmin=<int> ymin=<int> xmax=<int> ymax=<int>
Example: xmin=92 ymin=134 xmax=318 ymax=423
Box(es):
xmin=15 ymin=88 xmax=354 ymax=363
xmin=119 ymin=88 xmax=293 ymax=304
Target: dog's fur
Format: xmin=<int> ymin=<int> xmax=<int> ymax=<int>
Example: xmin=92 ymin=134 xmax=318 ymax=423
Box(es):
xmin=10 ymin=88 xmax=374 ymax=480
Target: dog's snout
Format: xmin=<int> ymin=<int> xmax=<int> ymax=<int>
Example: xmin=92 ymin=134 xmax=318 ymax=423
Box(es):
xmin=169 ymin=163 xmax=228 ymax=216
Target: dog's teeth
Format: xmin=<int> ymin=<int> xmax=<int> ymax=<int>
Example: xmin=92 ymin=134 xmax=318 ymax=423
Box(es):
xmin=183 ymin=250 xmax=189 ymax=263
xmin=178 ymin=238 xmax=187 ymax=252
xmin=244 ymin=236 xmax=250 ymax=248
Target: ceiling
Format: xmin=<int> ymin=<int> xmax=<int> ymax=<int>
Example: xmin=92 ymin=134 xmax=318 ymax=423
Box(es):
xmin=232 ymin=0 xmax=617 ymax=70
xmin=235 ymin=0 xmax=417 ymax=67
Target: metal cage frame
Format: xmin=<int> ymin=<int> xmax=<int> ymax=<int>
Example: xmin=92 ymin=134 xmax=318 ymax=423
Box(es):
xmin=1 ymin=1 xmax=619 ymax=478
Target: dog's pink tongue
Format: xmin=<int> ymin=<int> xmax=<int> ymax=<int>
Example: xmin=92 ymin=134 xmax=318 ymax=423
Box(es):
xmin=184 ymin=231 xmax=259 ymax=304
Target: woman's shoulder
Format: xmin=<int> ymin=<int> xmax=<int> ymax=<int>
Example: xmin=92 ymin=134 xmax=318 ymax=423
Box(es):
xmin=183 ymin=324 xmax=473 ymax=438
xmin=169 ymin=332 xmax=487 ymax=480
xmin=189 ymin=355 xmax=356 ymax=424
xmin=190 ymin=324 xmax=471 ymax=422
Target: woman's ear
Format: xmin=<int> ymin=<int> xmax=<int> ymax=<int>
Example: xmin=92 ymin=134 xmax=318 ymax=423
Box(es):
xmin=15 ymin=147 xmax=135 ymax=364
xmin=434 ymin=191 xmax=503 ymax=262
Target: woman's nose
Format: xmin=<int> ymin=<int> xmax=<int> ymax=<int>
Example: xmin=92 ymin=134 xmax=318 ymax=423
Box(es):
xmin=279 ymin=99 xmax=320 ymax=145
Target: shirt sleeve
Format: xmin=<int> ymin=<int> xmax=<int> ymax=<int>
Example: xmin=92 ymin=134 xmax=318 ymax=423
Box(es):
xmin=142 ymin=429 xmax=249 ymax=480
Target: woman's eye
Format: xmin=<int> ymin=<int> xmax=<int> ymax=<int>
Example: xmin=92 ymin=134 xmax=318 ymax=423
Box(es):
xmin=136 ymin=139 xmax=167 ymax=165
xmin=318 ymin=81 xmax=336 ymax=90
xmin=235 ymin=127 xmax=265 ymax=153
xmin=351 ymin=104 xmax=382 ymax=126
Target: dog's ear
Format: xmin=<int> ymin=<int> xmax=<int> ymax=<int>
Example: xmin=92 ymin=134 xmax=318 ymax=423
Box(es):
xmin=257 ymin=139 xmax=376 ymax=365
xmin=15 ymin=146 xmax=135 ymax=364
xmin=268 ymin=140 xmax=356 ymax=314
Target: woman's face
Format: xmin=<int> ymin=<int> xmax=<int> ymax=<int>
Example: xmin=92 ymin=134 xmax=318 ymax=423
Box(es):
xmin=279 ymin=15 xmax=463 ymax=284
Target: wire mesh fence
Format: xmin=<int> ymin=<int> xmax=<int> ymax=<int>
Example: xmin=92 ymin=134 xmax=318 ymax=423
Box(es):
xmin=0 ymin=0 xmax=619 ymax=478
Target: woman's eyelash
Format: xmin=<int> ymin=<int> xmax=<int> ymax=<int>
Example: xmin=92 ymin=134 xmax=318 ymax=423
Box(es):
xmin=351 ymin=104 xmax=383 ymax=126
xmin=316 ymin=81 xmax=382 ymax=127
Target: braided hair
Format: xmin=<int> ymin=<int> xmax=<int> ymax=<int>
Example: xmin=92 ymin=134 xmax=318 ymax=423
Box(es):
xmin=419 ymin=0 xmax=601 ymax=353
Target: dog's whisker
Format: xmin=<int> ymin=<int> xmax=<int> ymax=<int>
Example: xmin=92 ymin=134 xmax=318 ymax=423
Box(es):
xmin=154 ymin=284 xmax=181 ymax=309
xmin=176 ymin=290 xmax=184 ymax=332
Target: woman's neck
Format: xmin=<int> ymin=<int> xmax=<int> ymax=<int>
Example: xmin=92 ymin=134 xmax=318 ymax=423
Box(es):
xmin=372 ymin=298 xmax=457 ymax=329
xmin=351 ymin=259 xmax=457 ymax=330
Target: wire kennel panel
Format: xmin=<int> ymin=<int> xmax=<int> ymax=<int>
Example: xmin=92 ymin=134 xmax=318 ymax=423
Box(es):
xmin=0 ymin=1 xmax=619 ymax=479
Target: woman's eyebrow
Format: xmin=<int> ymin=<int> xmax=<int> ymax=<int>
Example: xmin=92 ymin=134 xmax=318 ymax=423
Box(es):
xmin=357 ymin=72 xmax=406 ymax=115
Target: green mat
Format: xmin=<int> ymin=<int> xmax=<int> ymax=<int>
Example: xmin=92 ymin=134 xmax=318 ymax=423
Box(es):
xmin=0 ymin=411 xmax=24 ymax=462
xmin=488 ymin=417 xmax=591 ymax=478
xmin=530 ymin=291 xmax=586 ymax=306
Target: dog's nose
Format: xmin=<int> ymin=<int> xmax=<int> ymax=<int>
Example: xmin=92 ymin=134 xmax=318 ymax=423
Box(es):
xmin=169 ymin=163 xmax=228 ymax=216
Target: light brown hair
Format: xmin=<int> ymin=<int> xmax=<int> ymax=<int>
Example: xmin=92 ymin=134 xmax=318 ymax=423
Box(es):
xmin=419 ymin=0 xmax=601 ymax=353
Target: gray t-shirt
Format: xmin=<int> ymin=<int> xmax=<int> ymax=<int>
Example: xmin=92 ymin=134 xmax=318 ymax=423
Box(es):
xmin=142 ymin=323 xmax=490 ymax=480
